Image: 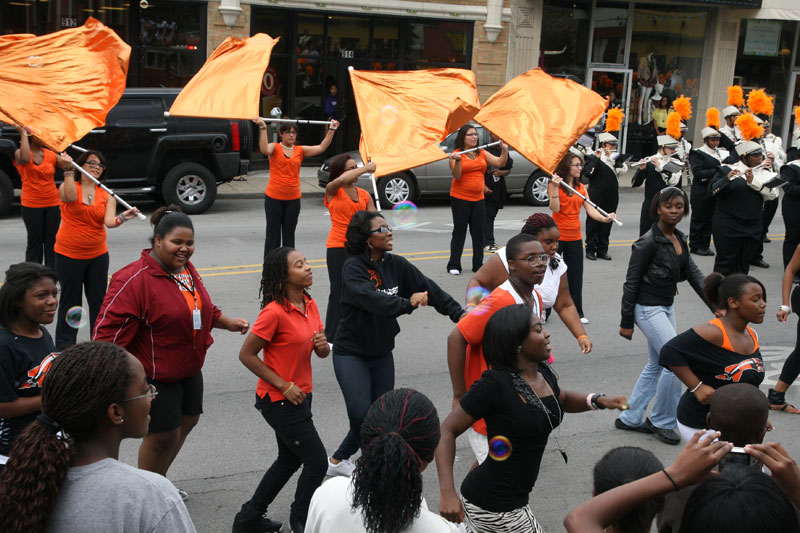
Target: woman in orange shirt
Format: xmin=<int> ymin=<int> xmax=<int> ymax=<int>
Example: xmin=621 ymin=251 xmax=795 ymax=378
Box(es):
xmin=447 ymin=125 xmax=507 ymax=275
xmin=13 ymin=124 xmax=71 ymax=268
xmin=548 ymin=152 xmax=615 ymax=323
xmin=251 ymin=117 xmax=340 ymax=259
xmin=323 ymin=155 xmax=375 ymax=341
xmin=54 ymin=150 xmax=139 ymax=349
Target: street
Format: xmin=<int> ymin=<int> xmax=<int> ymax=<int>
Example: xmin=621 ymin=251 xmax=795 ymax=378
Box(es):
xmin=1 ymin=186 xmax=796 ymax=532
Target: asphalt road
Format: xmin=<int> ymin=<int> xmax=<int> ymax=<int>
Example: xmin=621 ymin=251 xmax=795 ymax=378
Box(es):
xmin=1 ymin=188 xmax=797 ymax=532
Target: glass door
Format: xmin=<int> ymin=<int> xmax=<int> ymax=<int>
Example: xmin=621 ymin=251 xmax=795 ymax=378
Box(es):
xmin=586 ymin=67 xmax=633 ymax=153
xmin=783 ymin=71 xmax=800 ymax=150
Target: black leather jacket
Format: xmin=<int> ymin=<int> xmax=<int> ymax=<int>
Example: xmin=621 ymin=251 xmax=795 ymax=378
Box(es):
xmin=620 ymin=223 xmax=707 ymax=329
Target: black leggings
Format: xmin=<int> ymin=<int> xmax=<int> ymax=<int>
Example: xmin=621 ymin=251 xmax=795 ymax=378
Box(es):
xmin=558 ymin=239 xmax=584 ymax=318
xmin=55 ymin=252 xmax=109 ymax=349
xmin=325 ymin=247 xmax=347 ymax=341
xmin=448 ymin=197 xmax=485 ymax=273
xmin=21 ymin=205 xmax=60 ymax=268
xmin=264 ymin=195 xmax=301 ymax=258
xmin=778 ymin=286 xmax=800 ymax=385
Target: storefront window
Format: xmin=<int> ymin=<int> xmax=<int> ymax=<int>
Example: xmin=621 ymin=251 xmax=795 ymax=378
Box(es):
xmin=592 ymin=2 xmax=628 ymax=65
xmin=406 ymin=21 xmax=468 ymax=64
xmin=372 ymin=18 xmax=399 ymax=60
xmin=327 ymin=15 xmax=369 ymax=59
xmin=251 ymin=9 xmax=289 ymax=53
xmin=136 ymin=1 xmax=204 ymax=87
xmin=541 ymin=0 xmax=590 ymax=84
xmin=33 ymin=0 xmax=129 ymax=41
xmin=297 ymin=14 xmax=324 ymax=56
xmin=1 ymin=1 xmax=35 ymax=35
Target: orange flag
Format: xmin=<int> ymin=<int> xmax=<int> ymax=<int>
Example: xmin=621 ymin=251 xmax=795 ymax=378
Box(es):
xmin=169 ymin=34 xmax=278 ymax=119
xmin=349 ymin=68 xmax=480 ymax=177
xmin=474 ymin=69 xmax=607 ymax=174
xmin=0 ymin=18 xmax=130 ymax=152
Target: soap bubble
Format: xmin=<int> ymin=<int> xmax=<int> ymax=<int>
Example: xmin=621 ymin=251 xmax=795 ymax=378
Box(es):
xmin=488 ymin=435 xmax=512 ymax=461
xmin=466 ymin=286 xmax=490 ymax=306
xmin=139 ymin=0 xmax=150 ymax=8
xmin=65 ymin=306 xmax=88 ymax=329
xmin=380 ymin=104 xmax=398 ymax=125
xmin=27 ymin=56 xmax=44 ymax=68
xmin=391 ymin=200 xmax=418 ymax=228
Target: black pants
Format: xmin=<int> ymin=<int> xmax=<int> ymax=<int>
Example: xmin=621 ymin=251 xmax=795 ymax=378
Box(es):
xmin=585 ymin=185 xmax=618 ymax=254
xmin=778 ymin=287 xmax=800 ymax=385
xmin=783 ymin=198 xmax=800 ymax=268
xmin=21 ymin=205 xmax=60 ymax=268
xmin=712 ymin=227 xmax=759 ymax=276
xmin=448 ymin=197 xmax=485 ymax=273
xmin=754 ymin=197 xmax=779 ymax=262
xmin=325 ymin=247 xmax=347 ymax=341
xmin=264 ymin=195 xmax=301 ymax=258
xmin=689 ymin=186 xmax=715 ymax=251
xmin=637 ymin=195 xmax=656 ymax=237
xmin=54 ymin=252 xmax=109 ymax=349
xmin=483 ymin=204 xmax=500 ymax=246
xmin=558 ymin=239 xmax=584 ymax=318
xmin=242 ymin=393 xmax=327 ymax=524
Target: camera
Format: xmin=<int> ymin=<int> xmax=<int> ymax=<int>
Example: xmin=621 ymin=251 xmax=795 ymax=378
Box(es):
xmin=719 ymin=446 xmax=759 ymax=472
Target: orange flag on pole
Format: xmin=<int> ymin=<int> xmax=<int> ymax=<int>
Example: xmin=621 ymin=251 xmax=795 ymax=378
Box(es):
xmin=349 ymin=68 xmax=480 ymax=177
xmin=475 ymin=68 xmax=607 ymax=174
xmin=169 ymin=34 xmax=278 ymax=119
xmin=0 ymin=18 xmax=130 ymax=152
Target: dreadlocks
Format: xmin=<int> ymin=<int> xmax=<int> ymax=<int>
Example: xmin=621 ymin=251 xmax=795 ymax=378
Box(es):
xmin=258 ymin=247 xmax=309 ymax=310
xmin=521 ymin=212 xmax=557 ymax=237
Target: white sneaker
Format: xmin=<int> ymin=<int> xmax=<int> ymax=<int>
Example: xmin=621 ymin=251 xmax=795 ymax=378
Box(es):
xmin=580 ymin=317 xmax=589 ymax=324
xmin=327 ymin=457 xmax=356 ymax=477
xmin=176 ymin=488 xmax=188 ymax=501
xmin=448 ymin=269 xmax=461 ymax=275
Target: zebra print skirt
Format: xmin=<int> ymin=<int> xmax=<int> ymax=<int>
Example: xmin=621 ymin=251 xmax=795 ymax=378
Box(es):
xmin=461 ymin=497 xmax=545 ymax=533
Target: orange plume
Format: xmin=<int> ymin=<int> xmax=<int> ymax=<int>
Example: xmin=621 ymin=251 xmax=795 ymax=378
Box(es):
xmin=747 ymin=88 xmax=774 ymax=116
xmin=706 ymin=107 xmax=721 ymax=129
xmin=795 ymin=106 xmax=800 ymax=125
xmin=673 ymin=95 xmax=692 ymax=120
xmin=727 ymin=85 xmax=744 ymax=107
xmin=666 ymin=111 xmax=682 ymax=139
xmin=605 ymin=107 xmax=624 ymax=132
xmin=735 ymin=112 xmax=764 ymax=141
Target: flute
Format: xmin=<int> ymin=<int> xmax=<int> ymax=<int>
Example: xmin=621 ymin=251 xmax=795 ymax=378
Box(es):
xmin=728 ymin=160 xmax=771 ymax=177
xmin=630 ymin=154 xmax=673 ymax=167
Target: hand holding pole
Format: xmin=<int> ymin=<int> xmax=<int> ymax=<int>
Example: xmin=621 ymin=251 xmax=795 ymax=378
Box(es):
xmin=550 ymin=176 xmax=622 ymax=226
xmin=449 ymin=140 xmax=501 ymax=157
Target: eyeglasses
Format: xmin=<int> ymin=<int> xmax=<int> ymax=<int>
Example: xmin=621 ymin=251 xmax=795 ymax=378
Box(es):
xmin=370 ymin=226 xmax=393 ymax=234
xmin=570 ymin=163 xmax=584 ymax=168
xmin=123 ymin=383 xmax=158 ymax=402
xmin=512 ymin=253 xmax=550 ymax=267
xmin=465 ymin=133 xmax=479 ymax=137
xmin=84 ymin=161 xmax=105 ymax=169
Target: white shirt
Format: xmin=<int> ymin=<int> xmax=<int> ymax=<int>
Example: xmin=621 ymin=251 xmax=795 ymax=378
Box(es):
xmin=496 ymin=247 xmax=565 ymax=309
xmin=698 ymin=144 xmax=729 ymax=163
xmin=728 ymin=161 xmax=779 ymax=201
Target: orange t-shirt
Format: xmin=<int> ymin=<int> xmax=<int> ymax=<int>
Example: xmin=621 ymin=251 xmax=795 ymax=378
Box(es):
xmin=252 ymin=295 xmax=323 ymax=402
xmin=54 ymin=183 xmax=110 ymax=260
xmin=266 ymin=143 xmax=304 ymax=200
xmin=551 ymin=182 xmax=586 ymax=242
xmin=450 ymin=150 xmax=487 ymax=202
xmin=325 ymin=187 xmax=372 ymax=248
xmin=171 ymin=268 xmax=203 ymax=336
xmin=14 ymin=149 xmax=60 ymax=208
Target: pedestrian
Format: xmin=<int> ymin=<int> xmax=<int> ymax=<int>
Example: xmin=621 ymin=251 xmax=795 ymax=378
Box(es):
xmin=13 ymin=124 xmax=70 ymax=268
xmin=616 ymin=187 xmax=708 ymax=445
xmin=446 ymin=124 xmax=508 ymax=275
xmin=652 ymin=96 xmax=670 ymax=136
xmin=305 ymin=389 xmax=459 ymax=533
xmin=53 ymin=149 xmax=140 ymax=349
xmin=437 ymin=304 xmax=628 ymax=532
xmin=93 ymin=206 xmax=249 ymax=492
xmin=0 ymin=341 xmax=196 ymax=533
xmin=251 ymin=116 xmax=340 ymax=258
xmin=0 ymin=262 xmax=59 ymax=469
xmin=549 ymin=152 xmax=616 ymax=322
xmin=632 ymin=135 xmax=681 ymax=236
xmin=234 ymin=247 xmax=330 ymax=533
xmin=323 ymin=155 xmax=375 ymax=342
xmin=327 ymin=210 xmax=463 ymax=477
xmin=768 ymin=244 xmax=800 ymax=413
xmin=584 ymin=133 xmax=624 ymax=260
xmin=660 ymin=273 xmax=766 ymax=441
xmin=780 ymin=150 xmax=800 ymax=269
xmin=688 ymin=127 xmax=729 ymax=256
xmin=483 ymin=133 xmax=513 ymax=252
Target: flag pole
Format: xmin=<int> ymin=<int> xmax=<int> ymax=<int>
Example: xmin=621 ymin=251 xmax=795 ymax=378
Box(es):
xmin=450 ymin=140 xmax=501 ymax=157
xmin=162 ymin=111 xmax=333 ymax=126
xmin=551 ymin=176 xmax=623 ymax=227
xmin=347 ymin=65 xmax=381 ymax=211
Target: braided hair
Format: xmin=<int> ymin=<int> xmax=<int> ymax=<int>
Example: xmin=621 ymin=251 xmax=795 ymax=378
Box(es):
xmin=258 ymin=247 xmax=309 ymax=310
xmin=352 ymin=389 xmax=440 ymax=533
xmin=0 ymin=341 xmax=133 ymax=533
xmin=521 ymin=213 xmax=557 ymax=237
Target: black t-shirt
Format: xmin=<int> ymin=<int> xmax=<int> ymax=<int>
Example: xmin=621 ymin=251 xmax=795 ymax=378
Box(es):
xmin=0 ymin=327 xmax=58 ymax=456
xmin=659 ymin=328 xmax=763 ymax=429
xmin=459 ymin=366 xmax=562 ymax=512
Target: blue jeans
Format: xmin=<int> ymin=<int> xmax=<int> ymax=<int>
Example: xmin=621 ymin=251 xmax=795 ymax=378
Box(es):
xmin=619 ymin=304 xmax=682 ymax=429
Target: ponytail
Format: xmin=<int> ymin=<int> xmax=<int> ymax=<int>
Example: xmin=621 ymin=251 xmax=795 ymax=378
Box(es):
xmin=703 ymin=273 xmax=766 ymax=310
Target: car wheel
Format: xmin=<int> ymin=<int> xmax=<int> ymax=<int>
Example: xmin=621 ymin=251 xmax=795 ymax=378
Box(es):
xmin=0 ymin=169 xmax=13 ymax=218
xmin=523 ymin=171 xmax=550 ymax=206
xmin=162 ymin=163 xmax=217 ymax=214
xmin=378 ymin=173 xmax=417 ymax=207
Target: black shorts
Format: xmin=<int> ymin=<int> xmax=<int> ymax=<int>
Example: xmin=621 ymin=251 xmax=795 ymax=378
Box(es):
xmin=147 ymin=371 xmax=204 ymax=433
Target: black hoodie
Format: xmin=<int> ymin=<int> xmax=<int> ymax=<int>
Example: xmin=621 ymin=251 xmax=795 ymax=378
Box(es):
xmin=333 ymin=252 xmax=464 ymax=357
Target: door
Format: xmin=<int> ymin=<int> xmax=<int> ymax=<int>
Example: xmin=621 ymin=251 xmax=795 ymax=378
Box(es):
xmin=586 ymin=68 xmax=633 ymax=154
xmin=783 ymin=71 xmax=800 ymax=149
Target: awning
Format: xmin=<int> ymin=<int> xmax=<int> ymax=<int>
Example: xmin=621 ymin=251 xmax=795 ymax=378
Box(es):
xmin=732 ymin=0 xmax=800 ymax=20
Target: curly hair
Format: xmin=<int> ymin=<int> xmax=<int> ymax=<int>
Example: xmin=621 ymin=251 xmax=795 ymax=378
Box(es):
xmin=0 ymin=262 xmax=58 ymax=330
xmin=258 ymin=247 xmax=309 ymax=310
xmin=344 ymin=210 xmax=385 ymax=256
xmin=521 ymin=213 xmax=557 ymax=237
xmin=352 ymin=389 xmax=440 ymax=533
xmin=149 ymin=204 xmax=193 ymax=246
xmin=0 ymin=341 xmax=133 ymax=533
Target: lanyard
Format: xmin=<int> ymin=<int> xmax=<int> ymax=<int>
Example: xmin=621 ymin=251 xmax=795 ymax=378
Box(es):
xmin=170 ymin=272 xmax=198 ymax=310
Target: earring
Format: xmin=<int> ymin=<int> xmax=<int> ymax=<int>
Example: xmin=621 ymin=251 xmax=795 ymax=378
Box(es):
xmin=516 ymin=346 xmax=522 ymax=353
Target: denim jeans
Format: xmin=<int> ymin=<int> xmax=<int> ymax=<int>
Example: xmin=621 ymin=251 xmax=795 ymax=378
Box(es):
xmin=618 ymin=304 xmax=682 ymax=429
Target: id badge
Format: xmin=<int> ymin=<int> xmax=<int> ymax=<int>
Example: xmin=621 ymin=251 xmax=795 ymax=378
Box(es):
xmin=192 ymin=309 xmax=202 ymax=330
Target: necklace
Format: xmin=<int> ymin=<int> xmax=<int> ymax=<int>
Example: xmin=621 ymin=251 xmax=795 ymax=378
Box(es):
xmin=509 ymin=367 xmax=568 ymax=464
xmin=280 ymin=142 xmax=294 ymax=151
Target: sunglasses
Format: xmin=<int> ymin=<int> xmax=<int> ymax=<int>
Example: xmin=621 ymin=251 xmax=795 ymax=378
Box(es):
xmin=370 ymin=226 xmax=393 ymax=234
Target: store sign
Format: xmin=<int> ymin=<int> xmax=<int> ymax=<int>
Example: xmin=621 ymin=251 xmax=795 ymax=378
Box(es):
xmin=684 ymin=0 xmax=760 ymax=5
xmin=744 ymin=19 xmax=781 ymax=57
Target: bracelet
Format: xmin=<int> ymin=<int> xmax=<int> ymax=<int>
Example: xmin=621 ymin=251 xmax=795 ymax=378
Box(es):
xmin=115 ymin=214 xmax=127 ymax=226
xmin=586 ymin=393 xmax=596 ymax=410
xmin=690 ymin=381 xmax=703 ymax=393
xmin=591 ymin=393 xmax=607 ymax=410
xmin=780 ymin=305 xmax=791 ymax=313
xmin=577 ymin=335 xmax=589 ymax=342
xmin=662 ymin=469 xmax=680 ymax=491
xmin=259 ymin=126 xmax=267 ymax=130
xmin=282 ymin=381 xmax=295 ymax=395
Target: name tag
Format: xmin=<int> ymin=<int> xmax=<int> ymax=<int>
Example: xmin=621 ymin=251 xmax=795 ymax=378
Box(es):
xmin=193 ymin=309 xmax=202 ymax=330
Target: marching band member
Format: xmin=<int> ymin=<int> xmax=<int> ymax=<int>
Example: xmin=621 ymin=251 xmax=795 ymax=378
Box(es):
xmin=710 ymin=141 xmax=778 ymax=275
xmin=719 ymin=106 xmax=740 ymax=153
xmin=632 ymin=135 xmax=682 ymax=236
xmin=584 ymin=132 xmax=625 ymax=261
xmin=751 ymin=116 xmax=784 ymax=269
xmin=676 ymin=122 xmax=693 ymax=188
xmin=688 ymin=128 xmax=728 ymax=256
xmin=781 ymin=151 xmax=800 ymax=269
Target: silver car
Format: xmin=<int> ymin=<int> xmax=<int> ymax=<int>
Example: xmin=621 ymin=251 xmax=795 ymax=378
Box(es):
xmin=317 ymin=125 xmax=550 ymax=207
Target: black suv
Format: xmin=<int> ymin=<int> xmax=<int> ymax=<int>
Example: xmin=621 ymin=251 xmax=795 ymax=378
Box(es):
xmin=0 ymin=88 xmax=253 ymax=216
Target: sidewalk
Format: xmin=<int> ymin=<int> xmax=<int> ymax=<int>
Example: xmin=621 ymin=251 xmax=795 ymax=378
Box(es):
xmin=216 ymin=166 xmax=324 ymax=200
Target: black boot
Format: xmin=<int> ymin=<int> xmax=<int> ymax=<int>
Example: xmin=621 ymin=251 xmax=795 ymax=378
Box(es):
xmin=232 ymin=503 xmax=283 ymax=533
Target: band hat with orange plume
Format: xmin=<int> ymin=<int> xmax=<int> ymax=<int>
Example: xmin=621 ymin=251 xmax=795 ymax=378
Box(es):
xmin=701 ymin=127 xmax=721 ymax=139
xmin=597 ymin=132 xmax=618 ymax=144
xmin=657 ymin=135 xmax=679 ymax=147
xmin=727 ymin=85 xmax=744 ymax=107
xmin=605 ymin=107 xmax=624 ymax=132
xmin=747 ymin=89 xmax=774 ymax=116
xmin=666 ymin=111 xmax=683 ymax=139
xmin=673 ymin=95 xmax=692 ymax=120
xmin=706 ymin=107 xmax=721 ymax=129
xmin=722 ymin=105 xmax=741 ymax=118
xmin=735 ymin=141 xmax=762 ymax=157
xmin=735 ymin=112 xmax=764 ymax=141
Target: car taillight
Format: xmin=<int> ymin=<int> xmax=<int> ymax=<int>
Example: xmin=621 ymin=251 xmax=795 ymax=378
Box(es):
xmin=230 ymin=121 xmax=240 ymax=152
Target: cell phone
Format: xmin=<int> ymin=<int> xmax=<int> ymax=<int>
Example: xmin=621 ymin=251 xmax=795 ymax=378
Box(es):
xmin=718 ymin=446 xmax=759 ymax=472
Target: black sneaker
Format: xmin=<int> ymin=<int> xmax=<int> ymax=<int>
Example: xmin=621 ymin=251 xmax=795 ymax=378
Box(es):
xmin=586 ymin=250 xmax=597 ymax=261
xmin=232 ymin=506 xmax=283 ymax=533
xmin=289 ymin=518 xmax=305 ymax=533
xmin=614 ymin=417 xmax=653 ymax=434
xmin=644 ymin=418 xmax=681 ymax=445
